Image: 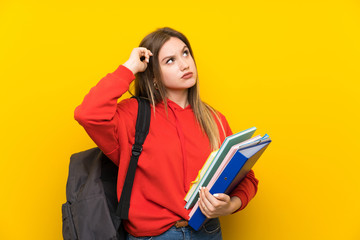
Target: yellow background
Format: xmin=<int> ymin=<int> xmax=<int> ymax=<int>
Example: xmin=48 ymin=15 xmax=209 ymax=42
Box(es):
xmin=1 ymin=0 xmax=359 ymax=239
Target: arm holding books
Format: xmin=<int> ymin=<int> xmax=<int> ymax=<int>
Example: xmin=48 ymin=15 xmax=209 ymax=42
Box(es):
xmin=198 ymin=168 xmax=258 ymax=217
xmin=229 ymin=169 xmax=258 ymax=211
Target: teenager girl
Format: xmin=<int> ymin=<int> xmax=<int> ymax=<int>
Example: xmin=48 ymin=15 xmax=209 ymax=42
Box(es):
xmin=74 ymin=27 xmax=258 ymax=240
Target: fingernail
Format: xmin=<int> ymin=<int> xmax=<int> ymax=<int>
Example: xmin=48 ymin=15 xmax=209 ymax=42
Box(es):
xmin=213 ymin=194 xmax=219 ymax=197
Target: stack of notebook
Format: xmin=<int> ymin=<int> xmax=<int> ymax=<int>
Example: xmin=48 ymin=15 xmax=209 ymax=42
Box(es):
xmin=184 ymin=127 xmax=271 ymax=230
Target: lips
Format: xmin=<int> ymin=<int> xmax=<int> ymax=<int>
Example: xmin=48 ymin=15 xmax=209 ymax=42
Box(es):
xmin=182 ymin=72 xmax=193 ymax=79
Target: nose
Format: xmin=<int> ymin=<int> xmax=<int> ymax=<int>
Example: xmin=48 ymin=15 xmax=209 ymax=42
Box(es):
xmin=178 ymin=58 xmax=189 ymax=71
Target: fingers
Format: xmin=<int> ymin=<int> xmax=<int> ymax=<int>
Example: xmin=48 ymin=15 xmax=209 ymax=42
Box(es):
xmin=198 ymin=200 xmax=211 ymax=218
xmin=198 ymin=187 xmax=231 ymax=219
xmin=213 ymin=193 xmax=230 ymax=202
xmin=125 ymin=47 xmax=153 ymax=74
xmin=198 ymin=188 xmax=212 ymax=218
xmin=202 ymin=187 xmax=230 ymax=206
xmin=198 ymin=187 xmax=218 ymax=218
xmin=136 ymin=47 xmax=153 ymax=63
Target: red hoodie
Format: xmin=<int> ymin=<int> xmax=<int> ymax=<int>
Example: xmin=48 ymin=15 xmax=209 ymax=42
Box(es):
xmin=74 ymin=65 xmax=259 ymax=237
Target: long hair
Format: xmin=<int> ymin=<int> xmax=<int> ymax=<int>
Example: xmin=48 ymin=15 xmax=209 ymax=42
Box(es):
xmin=133 ymin=27 xmax=225 ymax=150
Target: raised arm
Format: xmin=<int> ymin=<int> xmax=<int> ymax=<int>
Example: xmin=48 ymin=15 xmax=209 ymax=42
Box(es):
xmin=74 ymin=48 xmax=152 ymax=164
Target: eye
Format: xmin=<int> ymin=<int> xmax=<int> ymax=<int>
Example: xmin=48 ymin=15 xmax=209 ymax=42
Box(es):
xmin=166 ymin=58 xmax=174 ymax=64
xmin=183 ymin=50 xmax=189 ymax=56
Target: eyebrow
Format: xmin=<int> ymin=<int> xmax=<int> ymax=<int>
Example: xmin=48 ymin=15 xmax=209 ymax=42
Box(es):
xmin=161 ymin=45 xmax=188 ymax=63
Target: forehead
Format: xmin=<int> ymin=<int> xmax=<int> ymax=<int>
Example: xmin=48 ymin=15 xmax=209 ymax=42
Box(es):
xmin=158 ymin=37 xmax=187 ymax=57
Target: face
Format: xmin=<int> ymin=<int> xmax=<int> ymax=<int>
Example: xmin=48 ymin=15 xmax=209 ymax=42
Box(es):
xmin=157 ymin=37 xmax=197 ymax=96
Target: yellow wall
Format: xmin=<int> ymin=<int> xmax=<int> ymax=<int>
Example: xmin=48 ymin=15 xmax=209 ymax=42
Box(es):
xmin=1 ymin=0 xmax=359 ymax=239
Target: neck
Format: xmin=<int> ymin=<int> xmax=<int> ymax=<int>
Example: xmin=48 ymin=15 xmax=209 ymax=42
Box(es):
xmin=166 ymin=89 xmax=189 ymax=109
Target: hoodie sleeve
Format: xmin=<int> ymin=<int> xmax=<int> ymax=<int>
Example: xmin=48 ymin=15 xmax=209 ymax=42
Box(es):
xmin=74 ymin=65 xmax=137 ymax=165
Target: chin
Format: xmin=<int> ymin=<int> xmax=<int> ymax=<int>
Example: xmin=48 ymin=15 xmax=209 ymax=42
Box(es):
xmin=186 ymin=78 xmax=196 ymax=88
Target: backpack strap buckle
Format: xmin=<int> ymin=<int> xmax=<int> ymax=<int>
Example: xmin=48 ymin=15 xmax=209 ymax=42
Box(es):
xmin=132 ymin=144 xmax=143 ymax=157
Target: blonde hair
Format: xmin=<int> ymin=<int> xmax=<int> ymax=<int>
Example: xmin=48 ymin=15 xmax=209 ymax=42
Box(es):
xmin=133 ymin=27 xmax=225 ymax=150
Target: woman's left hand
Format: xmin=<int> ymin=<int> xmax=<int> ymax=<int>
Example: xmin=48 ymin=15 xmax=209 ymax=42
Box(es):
xmin=198 ymin=187 xmax=242 ymax=219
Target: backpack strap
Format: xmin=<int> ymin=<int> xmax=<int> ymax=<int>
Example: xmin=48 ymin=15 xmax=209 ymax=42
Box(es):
xmin=116 ymin=96 xmax=151 ymax=220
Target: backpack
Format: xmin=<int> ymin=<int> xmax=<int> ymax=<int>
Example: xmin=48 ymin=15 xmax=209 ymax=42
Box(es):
xmin=62 ymin=97 xmax=151 ymax=240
